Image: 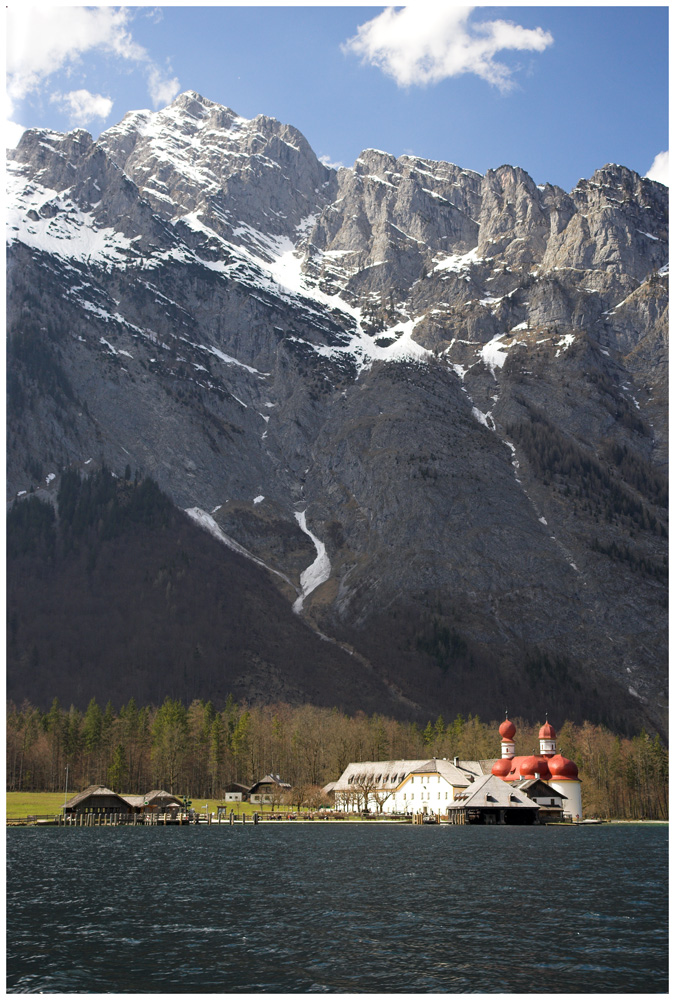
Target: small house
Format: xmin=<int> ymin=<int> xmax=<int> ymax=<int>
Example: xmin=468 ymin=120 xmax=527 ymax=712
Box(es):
xmin=514 ymin=778 xmax=567 ymax=822
xmin=249 ymin=774 xmax=291 ymax=804
xmin=222 ymin=782 xmax=250 ymax=803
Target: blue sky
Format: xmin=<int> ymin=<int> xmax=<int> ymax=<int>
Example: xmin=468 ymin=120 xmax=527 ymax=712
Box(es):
xmin=5 ymin=4 xmax=669 ymax=191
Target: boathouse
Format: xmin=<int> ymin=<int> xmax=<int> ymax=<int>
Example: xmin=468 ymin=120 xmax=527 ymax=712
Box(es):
xmin=446 ymin=773 xmax=540 ymax=825
xmin=123 ymin=790 xmax=183 ymax=815
xmin=64 ymin=785 xmax=130 ymax=815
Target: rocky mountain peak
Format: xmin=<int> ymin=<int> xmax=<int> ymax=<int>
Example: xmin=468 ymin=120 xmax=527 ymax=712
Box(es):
xmin=6 ymin=93 xmax=668 ymax=733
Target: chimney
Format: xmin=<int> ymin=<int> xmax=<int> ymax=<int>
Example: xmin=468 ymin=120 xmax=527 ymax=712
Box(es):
xmin=453 ymin=757 xmax=459 ymax=767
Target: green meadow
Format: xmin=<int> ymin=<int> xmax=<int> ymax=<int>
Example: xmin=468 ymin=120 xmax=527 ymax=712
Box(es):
xmin=6 ymin=792 xmax=68 ymax=819
xmin=5 ymin=792 xmax=313 ymax=821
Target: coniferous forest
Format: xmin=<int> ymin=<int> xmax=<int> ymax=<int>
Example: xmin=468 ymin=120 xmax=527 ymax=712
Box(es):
xmin=6 ymin=697 xmax=668 ymax=820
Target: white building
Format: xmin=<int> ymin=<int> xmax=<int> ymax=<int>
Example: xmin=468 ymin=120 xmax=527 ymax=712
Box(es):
xmin=330 ymin=715 xmax=582 ymax=821
xmin=332 ymin=757 xmax=492 ymax=816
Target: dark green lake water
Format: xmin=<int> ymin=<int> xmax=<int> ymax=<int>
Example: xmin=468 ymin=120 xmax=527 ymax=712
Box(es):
xmin=6 ymin=823 xmax=668 ymax=993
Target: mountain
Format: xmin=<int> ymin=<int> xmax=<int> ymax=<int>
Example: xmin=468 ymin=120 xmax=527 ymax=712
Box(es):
xmin=6 ymin=92 xmax=668 ymax=734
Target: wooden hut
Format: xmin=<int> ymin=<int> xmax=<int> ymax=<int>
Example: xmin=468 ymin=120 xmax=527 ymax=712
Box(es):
xmin=123 ymin=790 xmax=183 ymax=815
xmin=64 ymin=785 xmax=130 ymax=815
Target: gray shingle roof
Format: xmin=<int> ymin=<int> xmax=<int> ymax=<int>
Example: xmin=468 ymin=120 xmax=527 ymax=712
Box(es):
xmin=333 ymin=758 xmax=473 ymax=792
xmin=65 ymin=785 xmax=128 ymax=808
xmin=448 ymin=773 xmax=539 ymax=809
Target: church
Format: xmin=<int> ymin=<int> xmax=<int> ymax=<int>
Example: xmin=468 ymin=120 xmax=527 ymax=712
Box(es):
xmin=328 ymin=716 xmax=582 ymax=822
xmin=490 ymin=715 xmax=582 ymax=820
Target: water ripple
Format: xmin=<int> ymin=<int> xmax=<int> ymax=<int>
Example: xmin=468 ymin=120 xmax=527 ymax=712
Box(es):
xmin=7 ymin=824 xmax=668 ymax=993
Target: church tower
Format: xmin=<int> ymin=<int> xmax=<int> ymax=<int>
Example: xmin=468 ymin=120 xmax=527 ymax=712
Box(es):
xmin=538 ymin=716 xmax=557 ymax=757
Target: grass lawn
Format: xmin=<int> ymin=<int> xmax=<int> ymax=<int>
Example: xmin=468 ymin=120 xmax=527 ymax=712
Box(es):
xmin=6 ymin=792 xmax=312 ymax=820
xmin=6 ymin=792 xmax=69 ymax=818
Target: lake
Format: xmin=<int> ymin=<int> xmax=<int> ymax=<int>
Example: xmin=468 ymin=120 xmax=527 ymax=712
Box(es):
xmin=6 ymin=823 xmax=668 ymax=993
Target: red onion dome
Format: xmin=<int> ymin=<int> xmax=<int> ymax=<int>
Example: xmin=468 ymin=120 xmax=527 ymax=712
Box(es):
xmin=499 ymin=718 xmax=516 ymax=741
xmin=492 ymin=757 xmax=512 ymax=778
xmin=548 ymin=754 xmax=578 ymax=780
xmin=539 ymin=720 xmax=556 ymax=740
xmin=519 ymin=755 xmax=551 ymax=781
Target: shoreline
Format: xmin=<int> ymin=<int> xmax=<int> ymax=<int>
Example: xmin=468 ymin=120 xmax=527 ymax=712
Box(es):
xmin=7 ymin=816 xmax=668 ymax=828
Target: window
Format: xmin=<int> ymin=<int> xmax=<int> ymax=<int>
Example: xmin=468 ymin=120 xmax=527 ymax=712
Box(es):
xmin=376 ymin=774 xmax=382 ymax=783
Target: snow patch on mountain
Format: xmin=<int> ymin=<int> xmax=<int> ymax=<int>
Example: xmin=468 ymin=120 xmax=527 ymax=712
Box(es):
xmin=6 ymin=164 xmax=136 ymax=263
xmin=185 ymin=507 xmax=296 ymax=590
xmin=293 ymin=510 xmax=331 ymax=613
xmin=479 ymin=334 xmax=510 ymax=374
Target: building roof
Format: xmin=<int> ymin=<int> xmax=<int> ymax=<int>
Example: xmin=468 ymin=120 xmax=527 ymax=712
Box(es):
xmin=405 ymin=759 xmax=472 ymax=787
xmin=515 ymin=778 xmax=567 ymax=800
xmin=123 ymin=790 xmax=182 ymax=808
xmin=145 ymin=790 xmax=182 ymax=804
xmin=334 ymin=758 xmax=480 ymax=793
xmin=332 ymin=760 xmax=425 ymax=792
xmin=65 ymin=785 xmax=129 ymax=808
xmin=250 ymin=774 xmax=291 ymax=791
xmin=492 ymin=754 xmax=554 ymax=782
xmin=123 ymin=795 xmax=146 ymax=808
xmin=448 ymin=773 xmax=539 ymax=810
xmin=456 ymin=759 xmax=497 ymax=778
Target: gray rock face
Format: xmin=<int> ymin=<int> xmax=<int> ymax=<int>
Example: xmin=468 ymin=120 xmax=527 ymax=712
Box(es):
xmin=6 ymin=92 xmax=668 ymax=732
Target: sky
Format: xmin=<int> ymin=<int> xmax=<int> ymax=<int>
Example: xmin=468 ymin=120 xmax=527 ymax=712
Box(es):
xmin=4 ymin=3 xmax=670 ymax=192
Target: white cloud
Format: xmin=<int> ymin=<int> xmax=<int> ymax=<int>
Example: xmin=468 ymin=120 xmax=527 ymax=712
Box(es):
xmin=319 ymin=154 xmax=344 ymax=170
xmin=646 ymin=151 xmax=669 ymax=186
xmin=147 ymin=67 xmax=181 ymax=108
xmin=5 ymin=120 xmax=27 ymax=150
xmin=6 ymin=6 xmax=180 ymax=121
xmin=50 ymin=89 xmax=114 ymax=127
xmin=343 ymin=5 xmax=553 ymax=91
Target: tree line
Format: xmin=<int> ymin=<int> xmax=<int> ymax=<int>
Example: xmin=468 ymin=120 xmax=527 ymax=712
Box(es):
xmin=6 ymin=697 xmax=667 ymax=820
